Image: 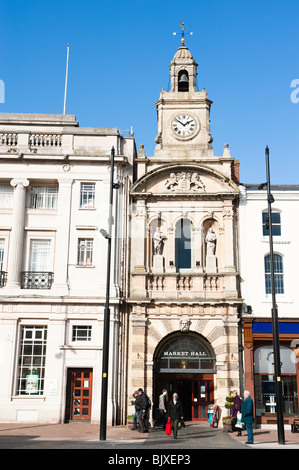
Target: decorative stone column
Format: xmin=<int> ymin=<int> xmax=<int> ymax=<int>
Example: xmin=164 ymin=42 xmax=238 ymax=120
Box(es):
xmin=223 ymin=204 xmax=236 ymax=272
xmin=6 ymin=178 xmax=29 ymax=288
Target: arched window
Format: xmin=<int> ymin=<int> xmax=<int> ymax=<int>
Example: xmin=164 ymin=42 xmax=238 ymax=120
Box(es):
xmin=175 ymin=219 xmax=192 ymax=270
xmin=264 ymin=254 xmax=284 ymax=294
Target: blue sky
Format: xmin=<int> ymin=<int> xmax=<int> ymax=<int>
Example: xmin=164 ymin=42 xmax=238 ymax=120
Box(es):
xmin=1 ymin=0 xmax=299 ymax=184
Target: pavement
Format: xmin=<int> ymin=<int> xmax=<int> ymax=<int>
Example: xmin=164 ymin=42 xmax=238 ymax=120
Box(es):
xmin=0 ymin=421 xmax=298 ymax=450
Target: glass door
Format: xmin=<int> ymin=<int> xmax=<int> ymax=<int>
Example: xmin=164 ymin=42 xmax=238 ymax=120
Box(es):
xmin=192 ymin=380 xmax=214 ymax=421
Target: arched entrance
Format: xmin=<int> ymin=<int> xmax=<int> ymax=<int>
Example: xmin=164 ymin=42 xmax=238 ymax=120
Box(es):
xmin=153 ymin=332 xmax=216 ymax=422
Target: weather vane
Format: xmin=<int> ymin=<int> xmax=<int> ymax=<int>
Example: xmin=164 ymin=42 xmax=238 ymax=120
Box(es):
xmin=173 ymin=21 xmax=193 ymax=45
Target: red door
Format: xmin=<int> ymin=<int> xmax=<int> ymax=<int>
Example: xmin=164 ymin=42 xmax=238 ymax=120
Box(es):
xmin=192 ymin=379 xmax=214 ymax=421
xmin=70 ymin=369 xmax=93 ymax=420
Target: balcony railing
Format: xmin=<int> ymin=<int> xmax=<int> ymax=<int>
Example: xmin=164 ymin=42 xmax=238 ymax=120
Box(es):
xmin=0 ymin=271 xmax=7 ymax=287
xmin=20 ymin=271 xmax=54 ymax=289
xmin=28 ymin=133 xmax=62 ymax=148
xmin=0 ymin=133 xmax=18 ymax=146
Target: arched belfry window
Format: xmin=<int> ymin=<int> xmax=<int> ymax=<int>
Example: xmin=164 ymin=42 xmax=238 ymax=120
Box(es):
xmin=178 ymin=70 xmax=189 ymax=92
xmin=175 ymin=219 xmax=192 ymax=270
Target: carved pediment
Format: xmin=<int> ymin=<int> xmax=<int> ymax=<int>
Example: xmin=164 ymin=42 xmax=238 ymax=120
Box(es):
xmin=130 ymin=163 xmax=239 ymax=197
xmin=165 ymin=171 xmax=206 ymax=192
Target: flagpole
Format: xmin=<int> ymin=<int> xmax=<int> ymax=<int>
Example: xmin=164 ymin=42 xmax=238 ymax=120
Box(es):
xmin=63 ymin=44 xmax=70 ymax=115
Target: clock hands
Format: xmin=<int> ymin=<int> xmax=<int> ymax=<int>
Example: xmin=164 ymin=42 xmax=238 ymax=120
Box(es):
xmin=174 ymin=118 xmax=184 ymax=126
xmin=175 ymin=118 xmax=193 ymax=127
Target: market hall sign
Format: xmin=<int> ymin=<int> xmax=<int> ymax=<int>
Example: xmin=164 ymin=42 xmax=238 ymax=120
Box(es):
xmin=163 ymin=351 xmax=207 ymax=357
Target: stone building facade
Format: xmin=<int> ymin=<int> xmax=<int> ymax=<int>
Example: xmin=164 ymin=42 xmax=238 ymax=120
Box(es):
xmin=127 ymin=40 xmax=242 ymax=422
xmin=0 ymin=113 xmax=135 ymax=424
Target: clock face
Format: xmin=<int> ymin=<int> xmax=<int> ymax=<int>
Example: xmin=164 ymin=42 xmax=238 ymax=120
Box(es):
xmin=172 ymin=114 xmax=196 ymax=137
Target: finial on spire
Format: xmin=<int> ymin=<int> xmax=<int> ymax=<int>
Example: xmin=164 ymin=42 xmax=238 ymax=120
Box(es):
xmin=173 ymin=21 xmax=193 ymax=46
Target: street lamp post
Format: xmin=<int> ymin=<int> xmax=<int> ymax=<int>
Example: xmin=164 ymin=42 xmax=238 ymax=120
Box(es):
xmin=100 ymin=146 xmax=117 ymax=441
xmin=263 ymin=145 xmax=285 ymax=445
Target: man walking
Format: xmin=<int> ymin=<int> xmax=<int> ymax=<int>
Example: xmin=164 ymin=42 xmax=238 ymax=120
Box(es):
xmin=158 ymin=389 xmax=168 ymax=429
xmin=241 ymin=390 xmax=254 ymax=444
xmin=136 ymin=388 xmax=150 ymax=433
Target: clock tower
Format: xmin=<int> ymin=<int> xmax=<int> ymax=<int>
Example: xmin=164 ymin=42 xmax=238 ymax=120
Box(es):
xmin=128 ymin=34 xmax=241 ymax=426
xmin=155 ymin=37 xmax=214 ymax=159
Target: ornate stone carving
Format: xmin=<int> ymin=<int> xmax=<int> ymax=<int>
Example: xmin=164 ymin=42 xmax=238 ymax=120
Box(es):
xmin=165 ymin=172 xmax=205 ymax=192
xmin=180 ymin=318 xmax=191 ymax=332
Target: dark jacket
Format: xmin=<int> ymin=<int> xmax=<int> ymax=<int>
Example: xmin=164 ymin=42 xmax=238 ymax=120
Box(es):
xmin=168 ymin=400 xmax=183 ymax=421
xmin=241 ymin=396 xmax=254 ymax=424
xmin=232 ymin=394 xmax=242 ymax=418
xmin=136 ymin=392 xmax=150 ymax=411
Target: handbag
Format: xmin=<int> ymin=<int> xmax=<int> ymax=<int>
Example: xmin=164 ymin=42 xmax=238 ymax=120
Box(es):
xmin=235 ymin=412 xmax=243 ymax=428
xmin=166 ymin=417 xmax=171 ymax=435
xmin=180 ymin=419 xmax=185 ymax=428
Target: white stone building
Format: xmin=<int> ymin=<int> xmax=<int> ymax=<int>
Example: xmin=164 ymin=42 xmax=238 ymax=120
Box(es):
xmin=0 ymin=113 xmax=136 ymax=424
xmin=239 ymin=184 xmax=299 ymax=426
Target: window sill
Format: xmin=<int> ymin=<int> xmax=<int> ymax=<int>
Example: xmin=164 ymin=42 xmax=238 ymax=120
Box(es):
xmin=262 ymin=296 xmax=293 ymax=303
xmin=11 ymin=395 xmax=46 ymax=400
xmin=75 ymin=265 xmax=95 ymax=268
xmin=59 ymin=345 xmax=102 ymax=350
xmin=78 ymin=207 xmax=96 ymax=211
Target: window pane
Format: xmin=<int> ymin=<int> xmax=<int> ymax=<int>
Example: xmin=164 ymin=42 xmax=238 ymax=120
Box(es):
xmin=0 ymin=239 xmax=4 ymax=271
xmin=16 ymin=326 xmax=47 ymax=395
xmin=272 ymin=213 xmax=281 ymax=224
xmin=176 ymin=219 xmax=192 ymax=269
xmin=72 ymin=326 xmax=92 ymax=341
xmin=262 ymin=211 xmax=281 ymax=236
xmin=0 ymin=184 xmax=13 ymax=208
xmin=77 ymin=239 xmax=93 ymax=266
xmin=29 ymin=240 xmax=51 ymax=271
xmin=80 ymin=183 xmax=95 ymax=208
xmin=30 ymin=186 xmax=58 ymax=209
xmin=264 ymin=254 xmax=284 ymax=294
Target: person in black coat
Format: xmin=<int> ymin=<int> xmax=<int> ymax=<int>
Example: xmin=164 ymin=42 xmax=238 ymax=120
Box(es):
xmin=167 ymin=393 xmax=183 ymax=439
xmin=135 ymin=388 xmax=150 ymax=433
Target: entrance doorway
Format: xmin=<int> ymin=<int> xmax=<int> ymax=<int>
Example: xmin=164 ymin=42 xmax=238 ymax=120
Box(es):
xmin=154 ymin=373 xmax=214 ymax=421
xmin=153 ymin=332 xmax=216 ymax=422
xmin=65 ymin=368 xmax=93 ymax=421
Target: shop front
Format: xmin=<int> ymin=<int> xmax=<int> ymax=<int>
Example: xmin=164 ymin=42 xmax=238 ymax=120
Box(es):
xmin=153 ymin=332 xmax=216 ymax=421
xmin=243 ymin=319 xmax=299 ymax=425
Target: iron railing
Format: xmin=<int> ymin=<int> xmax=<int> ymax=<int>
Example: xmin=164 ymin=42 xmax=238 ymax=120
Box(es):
xmin=0 ymin=271 xmax=7 ymax=287
xmin=20 ymin=271 xmax=54 ymax=289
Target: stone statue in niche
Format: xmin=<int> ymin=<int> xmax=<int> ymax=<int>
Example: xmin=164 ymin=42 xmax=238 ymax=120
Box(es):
xmin=152 ymin=227 xmax=167 ymax=273
xmin=205 ymin=227 xmax=217 ymax=273
xmin=153 ymin=227 xmax=166 ymax=255
xmin=205 ymin=228 xmax=217 ymax=255
xmin=165 ymin=172 xmax=205 ymax=192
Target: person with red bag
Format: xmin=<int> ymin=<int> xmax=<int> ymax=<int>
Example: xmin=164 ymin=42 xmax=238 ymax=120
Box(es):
xmin=167 ymin=393 xmax=184 ymax=439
